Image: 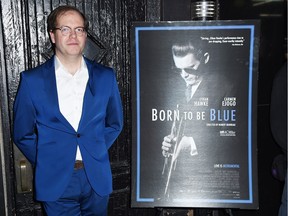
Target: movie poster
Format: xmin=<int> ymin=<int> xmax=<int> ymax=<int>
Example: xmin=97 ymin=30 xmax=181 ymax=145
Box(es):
xmin=131 ymin=21 xmax=259 ymax=209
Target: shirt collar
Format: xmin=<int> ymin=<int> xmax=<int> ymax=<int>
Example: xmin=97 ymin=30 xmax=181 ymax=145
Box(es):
xmin=55 ymin=56 xmax=88 ymax=77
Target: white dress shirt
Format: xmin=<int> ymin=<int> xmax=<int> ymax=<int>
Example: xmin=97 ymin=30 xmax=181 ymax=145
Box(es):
xmin=187 ymin=77 xmax=202 ymax=101
xmin=55 ymin=56 xmax=89 ymax=161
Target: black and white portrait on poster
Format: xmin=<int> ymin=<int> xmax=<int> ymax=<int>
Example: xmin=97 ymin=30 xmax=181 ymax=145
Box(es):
xmin=131 ymin=21 xmax=260 ymax=209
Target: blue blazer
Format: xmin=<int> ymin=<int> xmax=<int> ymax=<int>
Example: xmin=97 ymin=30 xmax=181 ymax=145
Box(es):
xmin=13 ymin=56 xmax=123 ymax=201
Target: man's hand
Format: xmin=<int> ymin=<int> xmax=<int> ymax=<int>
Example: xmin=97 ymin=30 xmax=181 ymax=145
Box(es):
xmin=162 ymin=134 xmax=176 ymax=157
xmin=162 ymin=135 xmax=198 ymax=159
xmin=176 ymin=136 xmax=198 ymax=158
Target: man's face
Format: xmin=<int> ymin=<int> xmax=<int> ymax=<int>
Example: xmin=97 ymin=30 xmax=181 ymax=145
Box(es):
xmin=49 ymin=10 xmax=87 ymax=59
xmin=173 ymin=53 xmax=202 ymax=86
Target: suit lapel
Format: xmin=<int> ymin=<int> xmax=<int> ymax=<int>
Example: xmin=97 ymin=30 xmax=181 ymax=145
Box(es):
xmin=43 ymin=56 xmax=75 ymax=131
xmin=84 ymin=57 xmax=96 ymax=96
xmin=78 ymin=58 xmax=96 ymax=131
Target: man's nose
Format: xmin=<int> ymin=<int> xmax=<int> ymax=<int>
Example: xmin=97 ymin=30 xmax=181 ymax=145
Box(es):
xmin=69 ymin=30 xmax=77 ymax=37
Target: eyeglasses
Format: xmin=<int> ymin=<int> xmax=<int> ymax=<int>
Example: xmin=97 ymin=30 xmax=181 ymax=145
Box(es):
xmin=53 ymin=26 xmax=86 ymax=36
xmin=173 ymin=67 xmax=198 ymax=75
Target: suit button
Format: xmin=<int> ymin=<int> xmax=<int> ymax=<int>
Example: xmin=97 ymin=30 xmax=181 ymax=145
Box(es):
xmin=77 ymin=134 xmax=80 ymax=138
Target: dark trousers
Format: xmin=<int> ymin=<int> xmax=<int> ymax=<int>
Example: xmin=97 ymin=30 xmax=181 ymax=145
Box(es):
xmin=42 ymin=168 xmax=109 ymax=216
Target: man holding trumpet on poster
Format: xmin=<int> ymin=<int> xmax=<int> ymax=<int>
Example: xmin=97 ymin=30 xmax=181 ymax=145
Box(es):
xmin=161 ymin=39 xmax=236 ymax=199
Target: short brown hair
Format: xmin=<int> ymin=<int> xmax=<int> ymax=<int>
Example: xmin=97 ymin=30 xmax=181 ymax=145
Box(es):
xmin=47 ymin=5 xmax=89 ymax=33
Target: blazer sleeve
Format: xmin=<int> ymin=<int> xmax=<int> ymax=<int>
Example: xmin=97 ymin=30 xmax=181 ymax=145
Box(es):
xmin=104 ymin=72 xmax=123 ymax=149
xmin=13 ymin=72 xmax=37 ymax=166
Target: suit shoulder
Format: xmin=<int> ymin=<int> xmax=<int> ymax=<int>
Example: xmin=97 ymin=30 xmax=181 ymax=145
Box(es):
xmin=21 ymin=57 xmax=53 ymax=78
xmin=89 ymin=61 xmax=115 ymax=77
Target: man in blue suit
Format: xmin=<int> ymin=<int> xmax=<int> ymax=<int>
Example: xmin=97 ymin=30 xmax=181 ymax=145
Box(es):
xmin=13 ymin=5 xmax=123 ymax=216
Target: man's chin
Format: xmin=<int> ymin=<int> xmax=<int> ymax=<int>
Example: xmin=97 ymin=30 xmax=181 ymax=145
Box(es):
xmin=66 ymin=51 xmax=84 ymax=57
xmin=186 ymin=80 xmax=197 ymax=85
xmin=66 ymin=47 xmax=84 ymax=55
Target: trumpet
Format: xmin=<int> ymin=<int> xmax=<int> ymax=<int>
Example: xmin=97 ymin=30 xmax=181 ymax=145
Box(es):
xmin=162 ymin=105 xmax=185 ymax=196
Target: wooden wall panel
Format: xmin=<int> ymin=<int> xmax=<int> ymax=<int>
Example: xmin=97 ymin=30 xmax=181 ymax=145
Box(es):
xmin=0 ymin=0 xmax=158 ymax=215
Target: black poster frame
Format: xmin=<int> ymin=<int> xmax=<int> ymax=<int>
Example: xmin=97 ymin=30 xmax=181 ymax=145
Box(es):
xmin=131 ymin=20 xmax=260 ymax=209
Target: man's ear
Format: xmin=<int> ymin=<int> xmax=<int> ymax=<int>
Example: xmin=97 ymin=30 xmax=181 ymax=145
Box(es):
xmin=49 ymin=31 xmax=56 ymax=44
xmin=204 ymin=52 xmax=210 ymax=64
